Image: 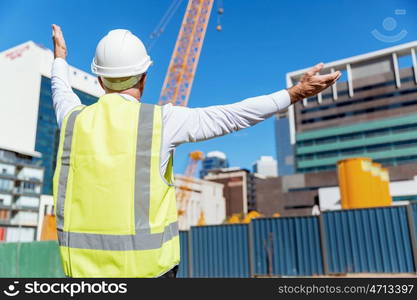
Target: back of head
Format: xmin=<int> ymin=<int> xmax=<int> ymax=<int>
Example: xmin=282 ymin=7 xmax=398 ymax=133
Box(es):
xmin=91 ymin=29 xmax=152 ymax=91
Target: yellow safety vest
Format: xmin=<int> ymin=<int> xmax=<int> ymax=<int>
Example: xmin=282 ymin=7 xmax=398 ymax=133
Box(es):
xmin=52 ymin=94 xmax=179 ymax=277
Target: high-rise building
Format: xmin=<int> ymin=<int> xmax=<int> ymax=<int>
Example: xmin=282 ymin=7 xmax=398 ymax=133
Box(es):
xmin=263 ymin=41 xmax=417 ymax=217
xmin=275 ymin=111 xmax=295 ymax=176
xmin=286 ymin=40 xmax=417 ymax=174
xmin=199 ymin=151 xmax=229 ymax=178
xmin=0 ymin=42 xmax=103 ymax=195
xmin=203 ymin=167 xmax=259 ymax=216
xmin=253 ymin=156 xmax=278 ymax=177
xmin=0 ymin=149 xmax=44 ymax=242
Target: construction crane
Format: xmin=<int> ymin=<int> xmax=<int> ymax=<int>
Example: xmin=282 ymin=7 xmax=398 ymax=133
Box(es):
xmin=177 ymin=151 xmax=205 ymax=217
xmin=153 ymin=0 xmax=223 ymax=223
xmin=158 ymin=0 xmax=215 ymax=106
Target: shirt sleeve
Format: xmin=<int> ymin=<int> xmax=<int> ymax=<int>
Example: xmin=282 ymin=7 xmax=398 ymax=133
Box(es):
xmin=51 ymin=58 xmax=82 ymax=128
xmin=162 ymin=89 xmax=291 ymax=148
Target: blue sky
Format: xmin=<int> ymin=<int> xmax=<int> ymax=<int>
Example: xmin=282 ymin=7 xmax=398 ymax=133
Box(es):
xmin=1 ymin=0 xmax=417 ymax=174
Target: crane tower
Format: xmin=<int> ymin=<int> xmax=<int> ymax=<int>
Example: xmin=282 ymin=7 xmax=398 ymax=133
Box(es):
xmin=158 ymin=0 xmax=214 ymax=106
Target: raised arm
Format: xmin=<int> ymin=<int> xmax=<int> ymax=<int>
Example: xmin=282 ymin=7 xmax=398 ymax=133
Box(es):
xmin=164 ymin=63 xmax=341 ymax=147
xmin=51 ymin=24 xmax=82 ymax=128
xmin=164 ymin=90 xmax=290 ymax=146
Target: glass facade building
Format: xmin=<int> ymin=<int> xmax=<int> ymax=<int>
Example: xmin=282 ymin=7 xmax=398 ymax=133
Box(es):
xmin=296 ymin=113 xmax=417 ymax=172
xmin=35 ymin=76 xmax=98 ymax=195
xmin=274 ymin=114 xmax=295 ymax=176
xmin=200 ymin=154 xmax=229 ymax=178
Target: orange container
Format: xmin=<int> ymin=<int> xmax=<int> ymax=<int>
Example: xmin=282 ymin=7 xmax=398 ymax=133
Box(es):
xmin=380 ymin=168 xmax=392 ymax=206
xmin=337 ymin=157 xmax=373 ymax=209
xmin=370 ymin=163 xmax=383 ymax=207
xmin=40 ymin=214 xmax=58 ymax=241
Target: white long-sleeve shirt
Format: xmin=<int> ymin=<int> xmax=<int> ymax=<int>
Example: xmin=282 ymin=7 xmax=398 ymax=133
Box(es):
xmin=51 ymin=58 xmax=291 ymax=175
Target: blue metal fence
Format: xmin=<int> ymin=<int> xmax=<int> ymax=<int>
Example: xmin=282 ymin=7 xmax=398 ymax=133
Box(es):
xmin=251 ymin=217 xmax=323 ymax=276
xmin=1 ymin=206 xmax=414 ymax=277
xmin=324 ymin=206 xmax=415 ymax=274
xmin=190 ymin=224 xmax=250 ymax=277
xmin=178 ymin=231 xmax=189 ymax=278
xmin=410 ymin=203 xmax=417 ymax=271
xmin=176 ymin=205 xmax=417 ymax=277
xmin=412 ymin=203 xmax=417 ymax=240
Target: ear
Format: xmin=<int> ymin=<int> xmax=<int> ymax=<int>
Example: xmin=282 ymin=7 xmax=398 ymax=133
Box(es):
xmin=140 ymin=73 xmax=147 ymax=87
xmin=98 ymin=77 xmax=106 ymax=91
xmin=138 ymin=73 xmax=147 ymax=93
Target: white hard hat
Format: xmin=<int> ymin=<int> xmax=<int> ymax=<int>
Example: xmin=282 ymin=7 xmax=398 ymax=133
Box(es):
xmin=91 ymin=29 xmax=152 ymax=78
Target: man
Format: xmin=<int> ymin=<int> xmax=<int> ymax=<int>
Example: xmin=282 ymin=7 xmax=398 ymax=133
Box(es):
xmin=51 ymin=24 xmax=340 ymax=278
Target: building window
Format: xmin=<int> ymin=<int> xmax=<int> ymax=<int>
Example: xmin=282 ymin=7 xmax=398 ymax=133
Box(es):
xmin=301 ymin=96 xmax=417 ymax=124
xmin=300 ymin=78 xmax=415 ymax=115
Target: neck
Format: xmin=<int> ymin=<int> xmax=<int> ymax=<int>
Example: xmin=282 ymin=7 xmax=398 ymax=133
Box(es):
xmin=105 ymin=88 xmax=141 ymax=101
xmin=119 ymin=89 xmax=141 ymax=101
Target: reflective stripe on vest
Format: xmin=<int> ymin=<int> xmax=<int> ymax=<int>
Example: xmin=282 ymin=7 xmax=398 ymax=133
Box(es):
xmin=56 ymin=102 xmax=178 ymax=252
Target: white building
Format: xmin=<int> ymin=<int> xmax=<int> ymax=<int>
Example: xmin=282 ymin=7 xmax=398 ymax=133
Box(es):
xmin=253 ymin=156 xmax=278 ymax=177
xmin=175 ymin=175 xmax=225 ymax=230
xmin=0 ymin=149 xmax=44 ymax=242
xmin=319 ymin=176 xmax=417 ymax=211
xmin=0 ymin=41 xmax=103 ymax=157
xmin=0 ymin=41 xmax=103 ymax=242
xmin=0 ymin=41 xmax=103 ymax=196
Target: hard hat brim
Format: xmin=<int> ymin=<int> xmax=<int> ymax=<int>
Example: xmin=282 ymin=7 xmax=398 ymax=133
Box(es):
xmin=91 ymin=57 xmax=152 ymax=78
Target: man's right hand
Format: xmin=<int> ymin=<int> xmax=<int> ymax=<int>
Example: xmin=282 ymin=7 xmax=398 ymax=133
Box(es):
xmin=52 ymin=24 xmax=67 ymax=60
xmin=287 ymin=63 xmax=341 ymax=103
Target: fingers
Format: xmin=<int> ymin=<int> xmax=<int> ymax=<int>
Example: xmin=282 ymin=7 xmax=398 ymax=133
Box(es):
xmin=52 ymin=24 xmax=67 ymax=59
xmin=323 ymin=72 xmax=342 ymax=88
xmin=317 ymin=71 xmax=341 ymax=83
xmin=52 ymin=24 xmax=58 ymax=37
xmin=52 ymin=24 xmax=63 ymax=40
xmin=306 ymin=63 xmax=324 ymax=76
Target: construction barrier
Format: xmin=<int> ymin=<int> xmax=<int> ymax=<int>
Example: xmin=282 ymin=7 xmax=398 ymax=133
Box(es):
xmin=412 ymin=203 xmax=417 ymax=238
xmin=410 ymin=203 xmax=417 ymax=270
xmin=0 ymin=205 xmax=416 ymax=277
xmin=251 ymin=216 xmax=324 ymax=277
xmin=0 ymin=241 xmax=64 ymax=277
xmin=178 ymin=231 xmax=190 ymax=278
xmin=323 ymin=206 xmax=415 ymax=274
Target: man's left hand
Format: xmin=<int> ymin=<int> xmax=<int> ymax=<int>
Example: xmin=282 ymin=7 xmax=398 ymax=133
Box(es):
xmin=287 ymin=63 xmax=341 ymax=103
